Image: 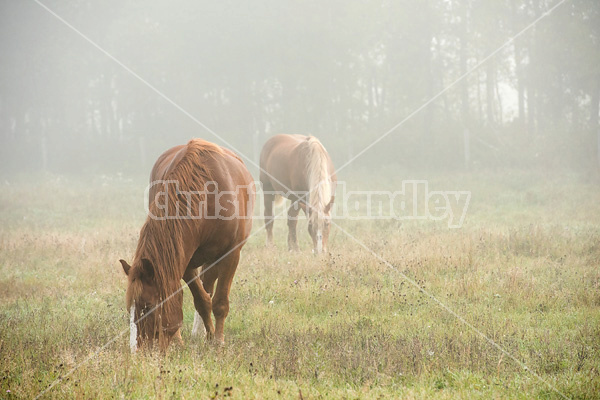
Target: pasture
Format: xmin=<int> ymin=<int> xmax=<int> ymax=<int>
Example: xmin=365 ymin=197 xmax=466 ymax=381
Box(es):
xmin=1 ymin=170 xmax=599 ymax=399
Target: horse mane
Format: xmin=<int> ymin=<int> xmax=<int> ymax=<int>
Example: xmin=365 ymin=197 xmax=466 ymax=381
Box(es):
xmin=300 ymin=136 xmax=332 ymax=229
xmin=126 ymin=139 xmax=224 ymax=314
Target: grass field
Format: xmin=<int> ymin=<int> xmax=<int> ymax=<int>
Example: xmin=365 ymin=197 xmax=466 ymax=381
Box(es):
xmin=1 ymin=170 xmax=599 ymax=399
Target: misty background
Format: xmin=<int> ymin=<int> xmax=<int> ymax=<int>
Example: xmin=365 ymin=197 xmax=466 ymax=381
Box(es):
xmin=1 ymin=0 xmax=599 ymax=177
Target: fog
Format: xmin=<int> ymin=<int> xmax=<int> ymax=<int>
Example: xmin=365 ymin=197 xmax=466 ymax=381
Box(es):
xmin=1 ymin=0 xmax=599 ymax=177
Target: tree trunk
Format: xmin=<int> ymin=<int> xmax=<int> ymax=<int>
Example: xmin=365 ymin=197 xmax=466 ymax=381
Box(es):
xmin=41 ymin=116 xmax=48 ymax=171
xmin=477 ymin=68 xmax=483 ymax=124
xmin=464 ymin=128 xmax=470 ymax=170
xmin=590 ymin=74 xmax=599 ymax=131
xmin=527 ymin=81 xmax=536 ymax=136
xmin=512 ymin=32 xmax=524 ymax=127
xmin=495 ymin=71 xmax=503 ymax=126
xmin=511 ymin=0 xmax=526 ymax=125
xmin=527 ymin=0 xmax=540 ymax=137
xmin=591 ymin=74 xmax=600 ymax=168
xmin=459 ymin=2 xmax=470 ymax=126
xmin=436 ymin=38 xmax=449 ymax=120
xmin=421 ymin=1 xmax=434 ymax=166
xmin=486 ymin=60 xmax=495 ymax=125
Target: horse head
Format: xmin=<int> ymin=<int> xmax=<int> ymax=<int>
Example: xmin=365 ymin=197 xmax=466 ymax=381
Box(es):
xmin=308 ymin=200 xmax=332 ymax=254
xmin=120 ymin=258 xmax=183 ymax=352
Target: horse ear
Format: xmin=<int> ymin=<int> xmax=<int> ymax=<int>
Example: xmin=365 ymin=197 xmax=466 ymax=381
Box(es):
xmin=141 ymin=258 xmax=154 ymax=279
xmin=120 ymin=259 xmax=131 ymax=276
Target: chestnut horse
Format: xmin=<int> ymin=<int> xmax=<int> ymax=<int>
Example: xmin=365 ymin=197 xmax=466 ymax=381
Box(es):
xmin=120 ymin=139 xmax=255 ymax=350
xmin=260 ymin=134 xmax=336 ymax=253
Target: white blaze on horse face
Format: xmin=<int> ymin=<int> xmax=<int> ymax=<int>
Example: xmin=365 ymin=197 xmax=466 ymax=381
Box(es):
xmin=191 ymin=310 xmax=206 ymax=337
xmin=129 ymin=305 xmax=137 ymax=352
xmin=316 ymin=229 xmax=323 ymax=253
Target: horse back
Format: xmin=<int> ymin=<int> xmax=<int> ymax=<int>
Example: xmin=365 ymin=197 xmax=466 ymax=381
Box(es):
xmin=259 ymin=134 xmax=309 ymax=193
xmin=149 ymin=140 xmax=254 ymax=259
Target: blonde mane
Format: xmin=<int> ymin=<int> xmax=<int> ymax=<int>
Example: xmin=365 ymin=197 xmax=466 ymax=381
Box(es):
xmin=126 ymin=139 xmax=223 ymax=313
xmin=301 ymin=136 xmax=332 ymax=229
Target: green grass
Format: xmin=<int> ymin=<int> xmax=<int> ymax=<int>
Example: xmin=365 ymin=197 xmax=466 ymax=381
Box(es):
xmin=1 ymin=170 xmax=599 ymax=399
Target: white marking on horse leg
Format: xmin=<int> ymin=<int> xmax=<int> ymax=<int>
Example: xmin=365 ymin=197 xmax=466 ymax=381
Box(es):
xmin=129 ymin=305 xmax=137 ymax=353
xmin=191 ymin=310 xmax=206 ymax=337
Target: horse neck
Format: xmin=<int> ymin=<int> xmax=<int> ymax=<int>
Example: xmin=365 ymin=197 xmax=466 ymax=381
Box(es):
xmin=136 ymin=218 xmax=188 ymax=294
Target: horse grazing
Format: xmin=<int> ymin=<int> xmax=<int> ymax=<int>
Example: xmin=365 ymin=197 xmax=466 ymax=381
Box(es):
xmin=120 ymin=139 xmax=255 ymax=351
xmin=259 ymin=134 xmax=336 ymax=253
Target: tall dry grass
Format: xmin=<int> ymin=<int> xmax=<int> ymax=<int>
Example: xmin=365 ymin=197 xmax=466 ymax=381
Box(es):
xmin=0 ymin=171 xmax=599 ymax=399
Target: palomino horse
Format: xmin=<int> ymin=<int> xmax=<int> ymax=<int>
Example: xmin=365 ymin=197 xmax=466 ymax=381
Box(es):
xmin=120 ymin=139 xmax=255 ymax=350
xmin=259 ymin=134 xmax=336 ymax=253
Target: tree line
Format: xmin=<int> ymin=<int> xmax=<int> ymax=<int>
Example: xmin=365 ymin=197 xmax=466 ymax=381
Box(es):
xmin=1 ymin=0 xmax=598 ymax=175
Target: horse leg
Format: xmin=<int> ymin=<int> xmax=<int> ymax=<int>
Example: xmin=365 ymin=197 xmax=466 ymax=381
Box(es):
xmin=172 ymin=328 xmax=184 ymax=346
xmin=200 ymin=265 xmax=219 ymax=341
xmin=182 ymin=268 xmax=215 ymax=341
xmin=264 ymin=192 xmax=275 ymax=247
xmin=211 ymin=250 xmax=241 ymax=345
xmin=298 ymin=202 xmax=307 ymax=216
xmin=287 ymin=202 xmax=301 ymax=251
